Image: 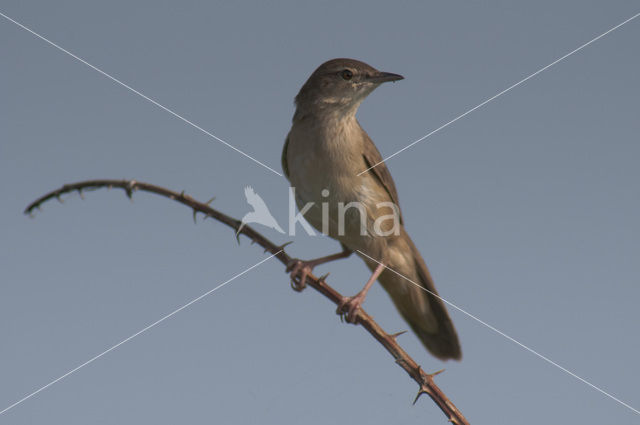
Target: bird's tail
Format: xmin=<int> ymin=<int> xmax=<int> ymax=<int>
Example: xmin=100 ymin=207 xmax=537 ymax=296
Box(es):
xmin=364 ymin=230 xmax=461 ymax=361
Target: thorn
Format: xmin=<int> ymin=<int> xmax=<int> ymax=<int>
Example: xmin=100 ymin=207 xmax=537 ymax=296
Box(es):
xmin=236 ymin=222 xmax=246 ymax=238
xmin=274 ymin=241 xmax=293 ymax=252
xmin=180 ymin=190 xmax=185 ymax=198
xmin=413 ymin=386 xmax=430 ymax=405
xmin=235 ymin=229 xmax=242 ymax=245
xmin=77 ymin=188 xmax=84 ymax=200
xmin=428 ymin=369 xmax=445 ymax=378
xmin=125 ymin=180 xmax=136 ymax=199
xmin=250 ymin=239 xmax=257 ymax=245
xmin=390 ymin=330 xmax=408 ymax=340
xmin=205 ymin=196 xmax=216 ymax=205
xmin=55 ymin=193 xmax=64 ymax=203
xmin=318 ymin=272 xmax=330 ymax=283
xmin=192 ymin=209 xmax=198 ymax=224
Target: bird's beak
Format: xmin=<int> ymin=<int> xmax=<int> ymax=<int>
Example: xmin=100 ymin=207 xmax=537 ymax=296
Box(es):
xmin=367 ymin=71 xmax=404 ymax=84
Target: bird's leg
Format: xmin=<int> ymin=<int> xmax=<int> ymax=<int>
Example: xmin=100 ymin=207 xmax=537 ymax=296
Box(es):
xmin=337 ymin=262 xmax=385 ymax=323
xmin=287 ymin=246 xmax=352 ymax=292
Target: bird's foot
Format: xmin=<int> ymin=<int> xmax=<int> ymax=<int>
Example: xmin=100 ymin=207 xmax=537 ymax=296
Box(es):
xmin=336 ymin=292 xmax=366 ymax=323
xmin=336 ymin=262 xmax=383 ymax=323
xmin=286 ymin=259 xmax=314 ymax=292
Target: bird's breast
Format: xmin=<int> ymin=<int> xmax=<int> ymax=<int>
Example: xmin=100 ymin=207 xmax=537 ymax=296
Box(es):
xmin=286 ymin=117 xmax=395 ymax=253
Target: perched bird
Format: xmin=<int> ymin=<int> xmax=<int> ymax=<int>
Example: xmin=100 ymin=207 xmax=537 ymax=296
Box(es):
xmin=238 ymin=186 xmax=285 ymax=234
xmin=282 ymin=58 xmax=461 ymax=360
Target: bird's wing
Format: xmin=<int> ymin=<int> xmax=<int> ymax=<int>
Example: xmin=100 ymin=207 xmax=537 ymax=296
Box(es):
xmin=281 ymin=134 xmax=290 ymax=180
xmin=361 ymin=130 xmax=403 ymax=225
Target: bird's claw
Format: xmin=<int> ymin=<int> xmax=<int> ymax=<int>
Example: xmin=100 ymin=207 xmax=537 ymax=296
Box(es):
xmin=336 ymin=294 xmax=364 ymax=323
xmin=287 ymin=259 xmax=311 ymax=292
xmin=290 ymin=278 xmax=306 ymax=292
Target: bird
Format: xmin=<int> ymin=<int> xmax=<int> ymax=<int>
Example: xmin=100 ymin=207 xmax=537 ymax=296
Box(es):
xmin=237 ymin=186 xmax=285 ymax=234
xmin=282 ymin=58 xmax=461 ymax=360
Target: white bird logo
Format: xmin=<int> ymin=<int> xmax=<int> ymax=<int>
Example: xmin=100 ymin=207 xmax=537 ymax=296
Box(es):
xmin=237 ymin=186 xmax=285 ymax=234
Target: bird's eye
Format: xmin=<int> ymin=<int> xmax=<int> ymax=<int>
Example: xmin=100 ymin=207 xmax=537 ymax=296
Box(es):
xmin=341 ymin=69 xmax=353 ymax=80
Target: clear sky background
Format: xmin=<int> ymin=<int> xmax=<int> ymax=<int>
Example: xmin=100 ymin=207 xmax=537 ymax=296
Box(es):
xmin=1 ymin=1 xmax=639 ymax=424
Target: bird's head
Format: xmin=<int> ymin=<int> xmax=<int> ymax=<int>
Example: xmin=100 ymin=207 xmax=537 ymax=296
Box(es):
xmin=294 ymin=58 xmax=403 ymax=118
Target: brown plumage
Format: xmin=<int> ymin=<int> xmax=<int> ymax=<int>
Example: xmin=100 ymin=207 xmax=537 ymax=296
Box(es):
xmin=283 ymin=58 xmax=461 ymax=360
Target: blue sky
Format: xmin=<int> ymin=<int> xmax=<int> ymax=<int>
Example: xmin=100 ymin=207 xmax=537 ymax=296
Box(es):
xmin=1 ymin=1 xmax=639 ymax=423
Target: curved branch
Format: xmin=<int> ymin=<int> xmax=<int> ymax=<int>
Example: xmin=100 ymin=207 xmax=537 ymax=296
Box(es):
xmin=25 ymin=179 xmax=470 ymax=425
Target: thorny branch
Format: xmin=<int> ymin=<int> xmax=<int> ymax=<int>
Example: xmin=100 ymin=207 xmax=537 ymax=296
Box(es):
xmin=25 ymin=179 xmax=470 ymax=425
